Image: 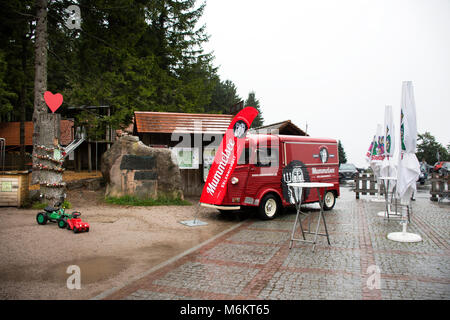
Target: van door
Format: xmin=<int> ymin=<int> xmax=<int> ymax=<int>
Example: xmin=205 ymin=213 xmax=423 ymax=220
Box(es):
xmin=223 ymin=147 xmax=251 ymax=205
xmin=244 ymin=145 xmax=280 ymax=206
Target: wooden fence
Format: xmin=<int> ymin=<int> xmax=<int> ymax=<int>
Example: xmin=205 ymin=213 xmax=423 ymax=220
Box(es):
xmin=430 ymin=173 xmax=449 ymax=202
xmin=353 ymin=173 xmax=386 ymax=199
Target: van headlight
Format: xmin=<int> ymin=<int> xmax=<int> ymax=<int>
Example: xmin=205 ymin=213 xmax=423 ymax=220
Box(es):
xmin=231 ymin=177 xmax=239 ymax=185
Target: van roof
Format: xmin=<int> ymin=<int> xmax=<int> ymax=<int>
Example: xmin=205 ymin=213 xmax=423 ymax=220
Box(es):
xmin=247 ymin=134 xmax=337 ymax=144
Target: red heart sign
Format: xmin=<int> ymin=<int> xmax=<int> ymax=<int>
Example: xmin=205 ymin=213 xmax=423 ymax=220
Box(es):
xmin=44 ymin=91 xmax=63 ymax=113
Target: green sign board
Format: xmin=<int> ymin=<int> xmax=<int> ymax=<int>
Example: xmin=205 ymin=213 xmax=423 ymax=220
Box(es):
xmin=171 ymin=147 xmax=199 ymax=169
xmin=1 ymin=181 xmax=12 ymax=192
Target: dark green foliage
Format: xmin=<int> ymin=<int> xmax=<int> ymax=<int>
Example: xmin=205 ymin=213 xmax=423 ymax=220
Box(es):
xmin=244 ymin=91 xmax=264 ymax=127
xmin=105 ymin=195 xmax=192 ymax=206
xmin=0 ymin=0 xmax=244 ymax=140
xmin=416 ymin=132 xmax=449 ymax=165
xmin=338 ymin=140 xmax=347 ymax=164
xmin=206 ymin=79 xmax=241 ymax=114
xmin=0 ymin=0 xmax=35 ymax=122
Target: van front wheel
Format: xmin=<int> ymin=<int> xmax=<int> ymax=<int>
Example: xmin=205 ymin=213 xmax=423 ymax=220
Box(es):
xmin=323 ymin=191 xmax=336 ymax=211
xmin=258 ymin=194 xmax=280 ymax=220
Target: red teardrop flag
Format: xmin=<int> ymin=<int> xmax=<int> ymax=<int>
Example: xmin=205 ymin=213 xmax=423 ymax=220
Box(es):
xmin=200 ymin=107 xmax=258 ymax=205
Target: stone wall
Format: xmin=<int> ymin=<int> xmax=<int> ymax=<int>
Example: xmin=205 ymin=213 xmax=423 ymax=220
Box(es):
xmin=101 ymin=135 xmax=183 ymax=200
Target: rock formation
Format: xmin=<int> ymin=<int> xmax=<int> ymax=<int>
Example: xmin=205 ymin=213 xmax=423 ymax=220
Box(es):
xmin=101 ymin=135 xmax=183 ymax=200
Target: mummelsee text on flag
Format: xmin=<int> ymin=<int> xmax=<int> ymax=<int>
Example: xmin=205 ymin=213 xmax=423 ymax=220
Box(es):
xmin=200 ymin=107 xmax=258 ymax=205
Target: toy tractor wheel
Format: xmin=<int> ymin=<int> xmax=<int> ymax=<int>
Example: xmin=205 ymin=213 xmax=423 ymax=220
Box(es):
xmin=73 ymin=227 xmax=78 ymax=234
xmin=36 ymin=212 xmax=48 ymax=225
xmin=86 ymin=227 xmax=89 ymax=232
xmin=57 ymin=218 xmax=66 ymax=229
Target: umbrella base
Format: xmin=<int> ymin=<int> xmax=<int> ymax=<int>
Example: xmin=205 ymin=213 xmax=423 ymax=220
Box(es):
xmin=179 ymin=219 xmax=208 ymax=227
xmin=376 ymin=211 xmax=401 ymax=217
xmin=387 ymin=231 xmax=422 ymax=243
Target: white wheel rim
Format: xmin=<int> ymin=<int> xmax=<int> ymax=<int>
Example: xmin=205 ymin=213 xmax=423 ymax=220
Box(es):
xmin=265 ymin=198 xmax=277 ymax=217
xmin=325 ymin=192 xmax=334 ymax=208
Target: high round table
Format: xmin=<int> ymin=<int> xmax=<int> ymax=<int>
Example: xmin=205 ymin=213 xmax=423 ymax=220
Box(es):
xmin=376 ymin=176 xmax=401 ymax=220
xmin=287 ymin=182 xmax=333 ymax=251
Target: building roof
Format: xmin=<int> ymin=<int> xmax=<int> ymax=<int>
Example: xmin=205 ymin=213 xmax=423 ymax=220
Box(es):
xmin=251 ymin=120 xmax=308 ymax=136
xmin=134 ymin=111 xmax=233 ymax=134
xmin=0 ymin=120 xmax=74 ymax=146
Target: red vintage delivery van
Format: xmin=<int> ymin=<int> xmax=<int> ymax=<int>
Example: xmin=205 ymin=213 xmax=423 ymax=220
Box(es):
xmin=205 ymin=134 xmax=340 ymax=219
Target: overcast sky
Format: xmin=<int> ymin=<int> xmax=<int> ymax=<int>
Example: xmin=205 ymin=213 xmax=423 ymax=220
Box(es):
xmin=200 ymin=0 xmax=450 ymax=167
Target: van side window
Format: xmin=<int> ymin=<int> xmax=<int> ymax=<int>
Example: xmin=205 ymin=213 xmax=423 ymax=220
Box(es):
xmin=256 ymin=148 xmax=279 ymax=167
xmin=238 ymin=147 xmax=250 ymax=165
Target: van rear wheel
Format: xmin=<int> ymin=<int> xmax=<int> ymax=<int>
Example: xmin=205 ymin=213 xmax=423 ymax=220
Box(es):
xmin=323 ymin=191 xmax=336 ymax=211
xmin=258 ymin=194 xmax=280 ymax=220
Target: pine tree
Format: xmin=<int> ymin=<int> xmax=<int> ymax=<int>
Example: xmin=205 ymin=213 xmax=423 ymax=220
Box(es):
xmin=0 ymin=0 xmax=35 ymax=168
xmin=206 ymin=79 xmax=241 ymax=114
xmin=338 ymin=140 xmax=347 ymax=164
xmin=245 ymin=91 xmax=264 ymax=127
xmin=0 ymin=0 xmax=245 ymax=156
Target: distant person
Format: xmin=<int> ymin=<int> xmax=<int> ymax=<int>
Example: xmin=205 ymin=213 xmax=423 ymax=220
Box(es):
xmin=420 ymin=159 xmax=428 ymax=172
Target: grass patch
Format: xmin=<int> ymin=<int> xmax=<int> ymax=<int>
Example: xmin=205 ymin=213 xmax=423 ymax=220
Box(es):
xmin=62 ymin=200 xmax=72 ymax=209
xmin=30 ymin=200 xmax=72 ymax=210
xmin=31 ymin=202 xmax=47 ymax=210
xmin=105 ymin=195 xmax=192 ymax=206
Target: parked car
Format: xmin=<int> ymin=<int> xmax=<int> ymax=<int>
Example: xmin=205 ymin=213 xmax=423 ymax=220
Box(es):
xmin=433 ymin=161 xmax=448 ymax=172
xmin=339 ymin=163 xmax=359 ymax=181
xmin=439 ymin=162 xmax=450 ymax=176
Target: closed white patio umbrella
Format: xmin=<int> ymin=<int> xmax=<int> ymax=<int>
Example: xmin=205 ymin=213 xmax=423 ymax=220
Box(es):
xmin=377 ymin=105 xmax=400 ymax=217
xmin=388 ymin=81 xmax=422 ymax=242
xmin=370 ymin=124 xmax=385 ymax=202
xmin=380 ymin=105 xmax=397 ymax=183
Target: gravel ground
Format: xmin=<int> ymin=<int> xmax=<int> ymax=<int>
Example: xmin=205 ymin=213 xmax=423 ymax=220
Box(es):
xmin=0 ymin=188 xmax=241 ymax=300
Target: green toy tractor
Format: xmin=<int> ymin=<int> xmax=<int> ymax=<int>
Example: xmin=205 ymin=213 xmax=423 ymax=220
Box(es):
xmin=36 ymin=201 xmax=70 ymax=227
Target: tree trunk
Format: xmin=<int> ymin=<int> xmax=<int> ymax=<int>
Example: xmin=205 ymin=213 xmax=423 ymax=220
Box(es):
xmin=32 ymin=0 xmax=48 ymax=184
xmin=36 ymin=113 xmax=65 ymax=205
xmin=31 ymin=0 xmax=64 ymax=205
xmin=88 ymin=141 xmax=92 ymax=172
xmin=19 ymin=31 xmax=28 ymax=170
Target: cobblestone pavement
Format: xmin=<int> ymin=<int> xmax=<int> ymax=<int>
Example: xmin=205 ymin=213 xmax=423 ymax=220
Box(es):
xmin=99 ymin=185 xmax=450 ymax=300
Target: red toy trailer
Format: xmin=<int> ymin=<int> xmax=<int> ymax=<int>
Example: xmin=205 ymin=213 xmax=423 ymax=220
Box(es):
xmin=203 ymin=134 xmax=340 ymax=219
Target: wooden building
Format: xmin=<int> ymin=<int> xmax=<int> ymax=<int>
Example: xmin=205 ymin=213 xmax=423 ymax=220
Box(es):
xmin=133 ymin=111 xmax=233 ymax=196
xmin=0 ymin=120 xmax=74 ymax=170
